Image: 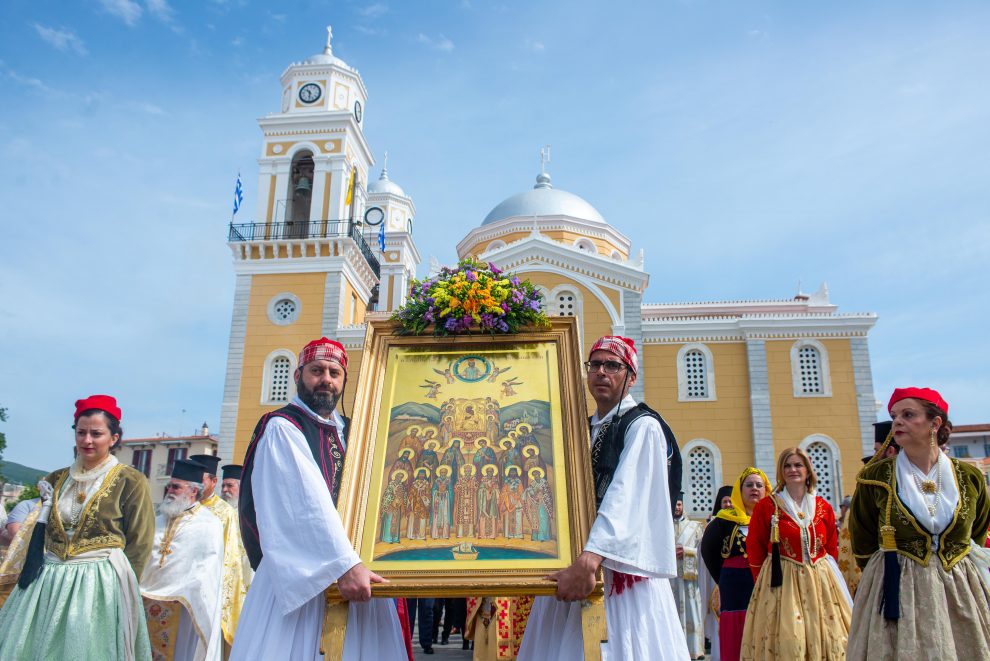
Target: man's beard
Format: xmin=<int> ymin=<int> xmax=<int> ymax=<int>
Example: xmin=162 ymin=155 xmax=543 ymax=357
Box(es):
xmin=160 ymin=493 xmax=196 ymax=519
xmin=296 ymin=376 xmax=340 ymax=416
xmin=222 ymin=493 xmax=239 ymax=508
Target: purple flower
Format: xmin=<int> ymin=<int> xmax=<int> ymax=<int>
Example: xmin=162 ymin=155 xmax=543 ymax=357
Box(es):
xmin=500 ymin=301 xmax=510 ymax=313
xmin=465 ymin=270 xmax=477 ymax=282
xmin=489 ymin=262 xmax=503 ymax=276
xmin=424 ymin=311 xmax=434 ymax=323
xmin=527 ymin=300 xmax=541 ymax=311
xmin=497 ymin=320 xmax=510 ymax=332
xmin=510 ymin=276 xmax=521 ymax=287
xmin=461 ymin=314 xmax=473 ymax=326
xmin=511 ymin=289 xmax=524 ymax=303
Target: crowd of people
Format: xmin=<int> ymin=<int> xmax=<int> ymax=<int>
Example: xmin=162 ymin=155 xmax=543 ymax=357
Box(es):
xmin=0 ymin=332 xmax=987 ymax=661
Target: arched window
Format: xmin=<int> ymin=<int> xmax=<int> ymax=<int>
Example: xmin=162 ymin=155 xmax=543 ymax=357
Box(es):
xmin=548 ymin=286 xmax=582 ymax=319
xmin=285 ymin=150 xmax=315 ymax=236
xmin=573 ymin=238 xmax=596 ymax=254
xmin=800 ymin=435 xmax=842 ymax=508
xmin=485 ymin=239 xmax=506 ymax=252
xmin=682 ymin=440 xmax=723 ymax=518
xmin=262 ymin=350 xmax=297 ymax=405
xmin=790 ymin=339 xmax=831 ymax=397
xmin=677 ymin=343 xmax=716 ymax=401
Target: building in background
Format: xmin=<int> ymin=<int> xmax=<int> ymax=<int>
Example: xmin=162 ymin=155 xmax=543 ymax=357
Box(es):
xmin=114 ymin=422 xmax=217 ymax=505
xmin=219 ymin=29 xmax=879 ymax=518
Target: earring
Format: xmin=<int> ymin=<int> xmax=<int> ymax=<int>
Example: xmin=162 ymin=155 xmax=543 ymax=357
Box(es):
xmin=930 ymin=427 xmax=937 ymax=449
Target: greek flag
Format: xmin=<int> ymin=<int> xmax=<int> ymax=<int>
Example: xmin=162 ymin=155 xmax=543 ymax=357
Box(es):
xmin=232 ymin=174 xmax=244 ymax=216
xmin=378 ymin=223 xmax=386 ymax=251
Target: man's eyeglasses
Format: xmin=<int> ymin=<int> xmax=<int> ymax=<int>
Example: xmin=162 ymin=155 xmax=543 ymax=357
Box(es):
xmin=584 ymin=360 xmax=627 ymax=374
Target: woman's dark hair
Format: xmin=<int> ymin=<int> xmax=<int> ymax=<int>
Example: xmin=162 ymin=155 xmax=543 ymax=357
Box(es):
xmin=921 ymin=402 xmax=952 ymax=446
xmin=73 ymin=408 xmax=124 ymax=450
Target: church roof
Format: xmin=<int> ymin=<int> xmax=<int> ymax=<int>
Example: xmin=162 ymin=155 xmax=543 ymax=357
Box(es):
xmin=481 ymin=172 xmax=606 ymax=226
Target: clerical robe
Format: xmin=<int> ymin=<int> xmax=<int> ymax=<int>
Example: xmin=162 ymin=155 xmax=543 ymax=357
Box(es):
xmin=200 ymin=493 xmax=250 ymax=648
xmin=671 ymin=517 xmax=704 ymax=658
xmin=229 ymin=400 xmax=404 ymax=661
xmin=467 ymin=596 xmax=533 ymax=660
xmin=141 ymin=504 xmax=224 ymax=661
xmin=518 ymin=395 xmax=689 ymax=661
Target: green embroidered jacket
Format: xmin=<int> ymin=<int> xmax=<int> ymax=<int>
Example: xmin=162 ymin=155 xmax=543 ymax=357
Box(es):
xmin=44 ymin=463 xmax=156 ymax=578
xmin=849 ymin=456 xmax=990 ymax=570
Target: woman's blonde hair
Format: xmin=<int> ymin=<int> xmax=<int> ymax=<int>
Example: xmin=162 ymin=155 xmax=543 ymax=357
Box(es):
xmin=774 ymin=446 xmax=817 ymax=492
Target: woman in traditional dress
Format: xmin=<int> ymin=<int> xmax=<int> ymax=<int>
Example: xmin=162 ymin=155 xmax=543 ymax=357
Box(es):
xmin=847 ymin=387 xmax=990 ymax=660
xmin=700 ymin=469 xmax=768 ymax=661
xmin=0 ymin=395 xmax=155 ymax=660
xmin=741 ymin=448 xmax=851 ymax=660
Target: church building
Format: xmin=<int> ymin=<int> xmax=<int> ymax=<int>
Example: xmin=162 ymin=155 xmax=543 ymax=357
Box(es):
xmin=218 ymin=30 xmax=878 ymax=518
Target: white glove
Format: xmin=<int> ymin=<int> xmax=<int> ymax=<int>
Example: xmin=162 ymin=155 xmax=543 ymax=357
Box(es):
xmin=37 ymin=480 xmax=54 ymax=524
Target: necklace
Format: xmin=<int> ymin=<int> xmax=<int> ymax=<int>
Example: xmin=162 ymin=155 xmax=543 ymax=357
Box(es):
xmin=909 ymin=457 xmax=942 ymax=518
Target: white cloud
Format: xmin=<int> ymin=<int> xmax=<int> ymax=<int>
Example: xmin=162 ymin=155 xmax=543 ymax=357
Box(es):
xmin=146 ymin=0 xmax=175 ymax=23
xmin=132 ymin=101 xmax=167 ymax=115
xmin=0 ymin=62 xmax=58 ymax=95
xmin=524 ymin=38 xmax=545 ymax=52
xmin=99 ymin=0 xmax=143 ymax=26
xmin=355 ymin=25 xmax=385 ymax=36
xmin=359 ymin=3 xmax=388 ymax=18
xmin=33 ymin=24 xmax=88 ymax=55
xmin=417 ymin=33 xmax=454 ymax=52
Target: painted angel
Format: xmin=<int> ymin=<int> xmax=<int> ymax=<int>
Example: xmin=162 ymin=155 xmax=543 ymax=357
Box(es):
xmin=487 ymin=365 xmax=512 ymax=383
xmin=420 ymin=379 xmax=442 ymax=399
xmin=501 ymin=377 xmax=523 ymax=397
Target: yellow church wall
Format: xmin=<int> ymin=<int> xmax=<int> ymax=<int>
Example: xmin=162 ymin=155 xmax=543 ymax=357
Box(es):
xmin=341 ymin=276 xmax=368 ymax=326
xmin=764 ymin=338 xmax=863 ymax=499
xmin=641 ymin=342 xmax=755 ymax=485
xmin=232 ymin=272 xmax=329 ymax=461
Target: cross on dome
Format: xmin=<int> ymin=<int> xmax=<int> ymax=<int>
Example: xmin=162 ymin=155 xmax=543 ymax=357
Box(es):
xmin=324 ymin=25 xmax=333 ymax=55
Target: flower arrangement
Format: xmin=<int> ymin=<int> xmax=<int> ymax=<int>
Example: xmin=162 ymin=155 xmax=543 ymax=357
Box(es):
xmin=393 ymin=258 xmax=550 ymax=335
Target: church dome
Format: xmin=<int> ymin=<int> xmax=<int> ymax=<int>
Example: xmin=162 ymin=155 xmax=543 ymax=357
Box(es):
xmin=481 ymin=172 xmax=605 ymax=226
xmin=367 ymin=161 xmax=406 ymax=197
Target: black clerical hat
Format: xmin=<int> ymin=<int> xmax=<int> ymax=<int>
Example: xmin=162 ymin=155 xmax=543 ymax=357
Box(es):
xmin=221 ymin=464 xmax=242 ymax=480
xmin=189 ymin=454 xmax=221 ymax=476
xmin=873 ymin=421 xmax=893 ymax=445
xmin=172 ymin=458 xmax=208 ymax=482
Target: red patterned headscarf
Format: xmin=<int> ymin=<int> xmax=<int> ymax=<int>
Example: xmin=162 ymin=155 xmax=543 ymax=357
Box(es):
xmin=298 ymin=337 xmax=348 ymax=372
xmin=74 ymin=394 xmax=122 ymax=422
xmin=589 ymin=336 xmax=638 ymax=375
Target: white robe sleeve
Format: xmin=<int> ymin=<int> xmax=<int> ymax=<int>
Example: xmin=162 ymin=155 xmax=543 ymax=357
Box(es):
xmin=253 ymin=417 xmax=362 ymax=615
xmin=584 ymin=414 xmax=678 ymax=579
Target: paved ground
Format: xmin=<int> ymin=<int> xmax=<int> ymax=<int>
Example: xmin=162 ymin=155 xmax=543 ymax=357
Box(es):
xmin=410 ymin=629 xmax=473 ymax=660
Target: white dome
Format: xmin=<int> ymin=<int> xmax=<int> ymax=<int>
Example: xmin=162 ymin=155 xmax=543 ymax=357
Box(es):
xmin=368 ymin=163 xmax=406 ymax=197
xmin=481 ymin=173 xmax=605 ymax=225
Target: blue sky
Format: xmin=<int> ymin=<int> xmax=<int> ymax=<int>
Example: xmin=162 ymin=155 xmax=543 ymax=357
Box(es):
xmin=1 ymin=1 xmax=988 ymax=471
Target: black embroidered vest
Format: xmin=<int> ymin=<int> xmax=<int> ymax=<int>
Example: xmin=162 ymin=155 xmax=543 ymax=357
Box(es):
xmin=239 ymin=404 xmax=349 ymax=571
xmin=589 ymin=402 xmax=682 ymax=510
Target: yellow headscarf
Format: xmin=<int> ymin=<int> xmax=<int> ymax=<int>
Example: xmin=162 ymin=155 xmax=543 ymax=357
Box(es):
xmin=714 ymin=466 xmax=771 ymax=526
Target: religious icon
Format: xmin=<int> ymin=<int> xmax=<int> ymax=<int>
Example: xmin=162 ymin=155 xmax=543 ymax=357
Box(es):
xmin=335 ymin=318 xmax=599 ymax=600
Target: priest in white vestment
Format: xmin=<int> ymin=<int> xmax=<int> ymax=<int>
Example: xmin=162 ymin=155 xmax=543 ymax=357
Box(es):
xmin=671 ymin=497 xmax=705 ymax=659
xmin=518 ymin=336 xmax=689 ymax=661
xmin=230 ymin=337 xmax=405 ymax=661
xmin=141 ymin=459 xmax=224 ymax=661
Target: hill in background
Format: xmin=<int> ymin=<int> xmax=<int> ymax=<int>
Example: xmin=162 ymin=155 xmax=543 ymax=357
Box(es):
xmin=1 ymin=460 xmax=48 ymax=485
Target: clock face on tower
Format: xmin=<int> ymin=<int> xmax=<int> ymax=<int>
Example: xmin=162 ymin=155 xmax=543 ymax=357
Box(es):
xmin=298 ymin=83 xmax=322 ymax=104
xmin=354 ymin=100 xmax=363 ymax=123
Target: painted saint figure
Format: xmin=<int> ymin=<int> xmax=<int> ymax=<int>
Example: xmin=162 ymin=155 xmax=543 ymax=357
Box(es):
xmin=380 ymin=470 xmax=407 ymax=543
xmin=477 ymin=465 xmax=501 ymax=539
xmin=406 ymin=468 xmax=432 ymax=540
xmin=431 ymin=466 xmax=453 ymax=540
xmin=524 ymin=468 xmax=554 ymax=542
xmin=454 ymin=464 xmax=478 ymax=538
xmin=440 ymin=439 xmax=465 ymax=488
xmin=472 ymin=438 xmax=497 ymax=477
xmin=388 ymin=448 xmax=415 ymax=490
xmin=418 ymin=439 xmax=441 ymax=475
xmin=500 ymin=466 xmax=526 ymax=539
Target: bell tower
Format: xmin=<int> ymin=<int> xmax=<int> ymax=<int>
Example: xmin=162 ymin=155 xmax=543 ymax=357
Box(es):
xmin=220 ymin=28 xmax=407 ymax=462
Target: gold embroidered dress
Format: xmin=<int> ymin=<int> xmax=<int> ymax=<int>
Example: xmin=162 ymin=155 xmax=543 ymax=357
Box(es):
xmin=0 ymin=457 xmax=155 ymax=660
xmin=200 ymin=493 xmax=250 ymax=647
xmin=846 ymin=454 xmax=990 ymax=660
